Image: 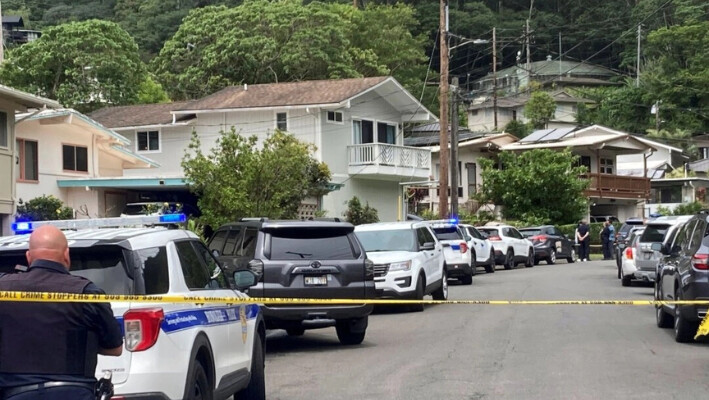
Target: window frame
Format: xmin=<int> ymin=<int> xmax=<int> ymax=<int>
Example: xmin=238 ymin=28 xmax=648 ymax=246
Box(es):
xmin=62 ymin=143 xmax=89 ymax=173
xmin=600 ymin=157 xmax=614 ymax=175
xmin=136 ymin=129 xmax=161 ymax=153
xmin=16 ymin=138 xmax=39 ymax=183
xmin=275 ymin=111 xmax=288 ymax=131
xmin=0 ymin=110 xmax=8 ymax=148
xmin=326 ymin=110 xmax=344 ymax=125
xmin=352 ymin=117 xmax=398 ymax=146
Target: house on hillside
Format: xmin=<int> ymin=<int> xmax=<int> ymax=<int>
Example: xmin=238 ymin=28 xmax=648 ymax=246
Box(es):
xmin=90 ymin=76 xmax=436 ymax=221
xmin=470 ymin=58 xmax=620 ymax=101
xmin=404 ymin=123 xmax=518 ymax=215
xmin=14 ymin=109 xmax=158 ymax=220
xmin=0 ymin=84 xmax=61 ymax=235
xmin=1 ymin=16 xmax=42 ymax=47
xmin=501 ymin=125 xmax=655 ymax=220
xmin=467 ymin=90 xmax=594 ymax=132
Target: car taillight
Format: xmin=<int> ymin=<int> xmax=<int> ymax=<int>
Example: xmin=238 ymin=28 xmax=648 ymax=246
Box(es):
xmin=531 ymin=235 xmax=547 ymax=242
xmin=124 ymin=308 xmax=164 ymax=352
xmin=365 ymin=258 xmax=374 ymax=279
xmin=691 ymin=253 xmax=709 ymax=270
xmin=488 ymin=235 xmax=501 ymax=241
xmin=460 ymin=242 xmax=468 ymax=254
xmin=625 ymin=247 xmax=633 ymax=260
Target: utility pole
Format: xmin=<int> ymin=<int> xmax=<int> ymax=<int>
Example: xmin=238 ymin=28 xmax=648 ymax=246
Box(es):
xmin=558 ymin=32 xmax=562 ymax=76
xmin=450 ymin=76 xmax=459 ymax=217
xmin=636 ymin=24 xmax=641 ymax=87
xmin=438 ymin=0 xmax=449 ymax=218
xmin=526 ymin=0 xmax=533 ymax=83
xmin=0 ymin=1 xmax=4 ymax=64
xmin=492 ymin=27 xmax=498 ymax=131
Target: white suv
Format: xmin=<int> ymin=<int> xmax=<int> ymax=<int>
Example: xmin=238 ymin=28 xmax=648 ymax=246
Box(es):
xmin=460 ymin=224 xmax=496 ymax=273
xmin=0 ymin=224 xmax=265 ymax=400
xmin=429 ymin=220 xmax=474 ymax=285
xmin=477 ymin=224 xmax=535 ymax=270
xmin=354 ymin=221 xmax=446 ymax=312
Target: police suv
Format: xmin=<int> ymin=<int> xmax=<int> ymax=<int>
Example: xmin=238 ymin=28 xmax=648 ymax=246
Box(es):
xmin=0 ymin=215 xmax=265 ymax=400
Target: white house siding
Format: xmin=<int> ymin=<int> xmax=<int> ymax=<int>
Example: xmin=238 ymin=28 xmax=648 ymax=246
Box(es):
xmin=321 ymin=177 xmax=400 ymax=222
xmin=430 ymin=149 xmax=486 ymax=205
xmin=97 ymin=151 xmax=125 ymax=177
xmin=121 ymin=125 xmax=191 ymax=177
xmin=0 ymin=98 xmax=18 ymax=235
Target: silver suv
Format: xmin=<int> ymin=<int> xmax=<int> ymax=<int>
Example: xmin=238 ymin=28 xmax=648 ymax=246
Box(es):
xmin=634 ymin=216 xmax=692 ymax=282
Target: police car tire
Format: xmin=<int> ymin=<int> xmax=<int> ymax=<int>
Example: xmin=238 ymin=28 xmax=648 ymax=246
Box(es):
xmin=187 ymin=362 xmax=212 ymax=400
xmin=237 ymin=337 xmax=266 ymax=400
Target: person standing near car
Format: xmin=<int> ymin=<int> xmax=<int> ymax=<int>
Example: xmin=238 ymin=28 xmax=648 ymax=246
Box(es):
xmin=0 ymin=225 xmax=123 ymax=400
xmin=576 ymin=220 xmax=590 ymax=262
xmin=600 ymin=221 xmax=612 ymax=260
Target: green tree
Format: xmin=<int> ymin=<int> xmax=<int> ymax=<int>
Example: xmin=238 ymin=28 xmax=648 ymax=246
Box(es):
xmin=0 ymin=19 xmax=147 ymax=113
xmin=137 ymin=76 xmax=171 ymax=104
xmin=504 ymin=119 xmax=530 ymax=138
xmin=524 ymin=91 xmax=556 ymax=129
xmin=575 ymin=85 xmax=650 ymax=133
xmin=15 ymin=195 xmax=74 ymax=221
xmin=344 ymin=196 xmax=379 ymax=225
xmin=476 ymin=149 xmax=589 ymax=225
xmin=182 ymin=128 xmax=331 ymax=229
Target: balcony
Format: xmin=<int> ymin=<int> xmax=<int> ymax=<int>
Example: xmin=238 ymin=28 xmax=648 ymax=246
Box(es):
xmin=582 ymin=173 xmax=650 ymax=200
xmin=347 ymin=144 xmax=431 ymax=181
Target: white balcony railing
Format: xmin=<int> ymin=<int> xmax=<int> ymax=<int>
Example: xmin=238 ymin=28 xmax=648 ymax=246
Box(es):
xmin=348 ymin=143 xmax=431 ymax=169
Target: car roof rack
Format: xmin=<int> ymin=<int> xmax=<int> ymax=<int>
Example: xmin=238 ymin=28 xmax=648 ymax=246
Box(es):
xmin=301 ymin=217 xmax=343 ymax=222
xmin=239 ymin=217 xmax=269 ymax=222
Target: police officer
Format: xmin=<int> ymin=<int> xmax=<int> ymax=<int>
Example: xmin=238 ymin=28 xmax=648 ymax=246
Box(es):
xmin=0 ymin=225 xmax=123 ymax=400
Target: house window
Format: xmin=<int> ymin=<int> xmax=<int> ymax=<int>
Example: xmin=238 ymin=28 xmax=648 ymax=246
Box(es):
xmin=137 ymin=130 xmax=160 ymax=152
xmin=466 ymin=163 xmax=477 ymax=196
xmin=17 ymin=139 xmax=38 ymax=181
xmin=327 ymin=111 xmax=343 ymax=123
xmin=377 ymin=122 xmax=396 ymax=145
xmin=353 ymin=119 xmax=374 ymax=144
xmin=600 ymin=158 xmax=614 ymax=174
xmin=276 ymin=112 xmax=288 ymax=131
xmin=0 ymin=111 xmax=7 ymax=148
xmin=470 ymin=110 xmax=479 ymax=117
xmin=62 ymin=144 xmax=88 ymax=172
xmin=577 ymin=156 xmax=591 ymax=173
xmin=512 ymin=110 xmax=517 ymax=121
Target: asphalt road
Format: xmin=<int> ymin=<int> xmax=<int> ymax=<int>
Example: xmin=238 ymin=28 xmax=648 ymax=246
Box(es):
xmin=264 ymin=259 xmax=709 ymax=400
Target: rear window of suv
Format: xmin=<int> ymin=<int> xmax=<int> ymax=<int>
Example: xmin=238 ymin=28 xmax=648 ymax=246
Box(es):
xmin=640 ymin=224 xmax=670 ymax=243
xmin=432 ymin=227 xmax=462 ymax=241
xmin=269 ymin=228 xmax=356 ymax=260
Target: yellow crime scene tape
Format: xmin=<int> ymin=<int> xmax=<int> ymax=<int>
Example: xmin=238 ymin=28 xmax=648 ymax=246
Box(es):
xmin=1 ymin=291 xmax=708 ymax=339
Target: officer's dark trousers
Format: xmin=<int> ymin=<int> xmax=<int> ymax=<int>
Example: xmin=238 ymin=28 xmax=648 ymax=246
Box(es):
xmin=4 ymin=386 xmax=94 ymax=400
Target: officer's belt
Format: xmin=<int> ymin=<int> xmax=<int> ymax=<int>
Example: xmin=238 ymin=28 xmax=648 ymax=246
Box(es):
xmin=2 ymin=381 xmax=95 ymax=398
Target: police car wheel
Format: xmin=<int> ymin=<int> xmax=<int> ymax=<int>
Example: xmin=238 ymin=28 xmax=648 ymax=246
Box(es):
xmin=237 ymin=336 xmax=266 ymax=400
xmin=187 ymin=362 xmax=212 ymax=400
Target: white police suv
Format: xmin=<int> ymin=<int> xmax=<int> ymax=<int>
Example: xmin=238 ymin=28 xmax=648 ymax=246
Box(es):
xmin=0 ymin=215 xmax=265 ymax=400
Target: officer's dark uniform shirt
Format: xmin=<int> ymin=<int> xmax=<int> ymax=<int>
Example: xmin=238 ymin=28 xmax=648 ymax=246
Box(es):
xmin=0 ymin=259 xmax=123 ymax=388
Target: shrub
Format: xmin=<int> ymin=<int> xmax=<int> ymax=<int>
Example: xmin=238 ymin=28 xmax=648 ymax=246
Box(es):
xmin=15 ymin=195 xmax=73 ymax=221
xmin=344 ymin=196 xmax=379 ymax=225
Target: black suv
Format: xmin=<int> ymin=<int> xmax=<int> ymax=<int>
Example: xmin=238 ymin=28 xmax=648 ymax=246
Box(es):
xmin=654 ymin=212 xmax=709 ymax=342
xmin=208 ymin=218 xmax=376 ymax=345
xmin=519 ymin=225 xmax=576 ymax=264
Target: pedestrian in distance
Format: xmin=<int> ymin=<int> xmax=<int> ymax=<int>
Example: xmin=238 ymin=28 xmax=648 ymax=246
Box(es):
xmin=0 ymin=225 xmax=123 ymax=400
xmin=576 ymin=220 xmax=590 ymax=262
xmin=607 ymin=221 xmax=616 ymax=259
xmin=600 ymin=221 xmax=612 ymax=260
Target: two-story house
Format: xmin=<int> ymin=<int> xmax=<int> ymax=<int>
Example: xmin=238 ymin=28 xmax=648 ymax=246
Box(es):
xmin=501 ymin=125 xmax=655 ymax=220
xmin=90 ymin=77 xmax=435 ymax=221
xmin=0 ymin=84 xmax=61 ymax=235
xmin=14 ymin=108 xmax=158 ymax=219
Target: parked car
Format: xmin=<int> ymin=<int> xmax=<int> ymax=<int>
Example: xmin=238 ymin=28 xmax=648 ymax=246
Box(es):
xmin=633 ymin=216 xmax=692 ymax=283
xmin=121 ymin=201 xmax=199 ymax=218
xmin=208 ymin=218 xmax=375 ymax=344
xmin=620 ymin=227 xmax=645 ymax=286
xmin=591 ymin=215 xmax=619 ymax=223
xmin=429 ymin=220 xmax=474 ymax=284
xmin=519 ymin=225 xmax=576 ymax=264
xmin=654 ymin=211 xmax=709 ymax=342
xmin=459 ymin=224 xmax=496 ymax=273
xmin=354 ymin=221 xmax=447 ymax=312
xmin=615 ymin=217 xmax=645 ymax=269
xmin=477 ymin=225 xmax=535 ymax=270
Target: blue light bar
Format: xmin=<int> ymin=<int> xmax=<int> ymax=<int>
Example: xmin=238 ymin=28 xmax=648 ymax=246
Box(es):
xmin=159 ymin=213 xmax=186 ymax=223
xmin=448 ymin=218 xmax=459 ymax=224
xmin=12 ymin=221 xmax=33 ymax=234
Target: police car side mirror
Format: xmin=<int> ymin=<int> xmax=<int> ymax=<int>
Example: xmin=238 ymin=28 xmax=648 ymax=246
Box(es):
xmin=421 ymin=242 xmax=436 ymax=251
xmin=233 ymin=270 xmax=258 ymax=291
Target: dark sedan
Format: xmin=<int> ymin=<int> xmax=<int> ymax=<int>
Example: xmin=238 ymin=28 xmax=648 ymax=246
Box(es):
xmin=519 ymin=225 xmax=576 ymax=264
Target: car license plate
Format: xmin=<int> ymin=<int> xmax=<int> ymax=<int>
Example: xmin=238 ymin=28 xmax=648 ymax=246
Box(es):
xmin=305 ymin=276 xmax=327 ymax=286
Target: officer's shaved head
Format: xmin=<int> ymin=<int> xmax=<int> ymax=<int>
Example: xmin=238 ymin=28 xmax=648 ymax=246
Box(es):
xmin=26 ymin=225 xmax=71 ymax=269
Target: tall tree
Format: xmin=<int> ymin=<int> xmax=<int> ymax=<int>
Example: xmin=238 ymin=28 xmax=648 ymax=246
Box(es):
xmin=477 ymin=149 xmax=589 ymax=225
xmin=182 ymin=129 xmax=331 ymax=229
xmin=0 ymin=19 xmax=147 ymax=112
xmin=524 ymin=91 xmax=556 ymax=129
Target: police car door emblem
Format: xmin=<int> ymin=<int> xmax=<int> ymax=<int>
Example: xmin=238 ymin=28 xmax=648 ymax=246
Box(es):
xmin=240 ymin=305 xmax=248 ymax=344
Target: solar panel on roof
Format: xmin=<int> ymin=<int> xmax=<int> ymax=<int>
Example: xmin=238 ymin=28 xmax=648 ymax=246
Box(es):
xmin=537 ymin=127 xmax=576 ymax=142
xmin=519 ymin=129 xmax=554 ymax=143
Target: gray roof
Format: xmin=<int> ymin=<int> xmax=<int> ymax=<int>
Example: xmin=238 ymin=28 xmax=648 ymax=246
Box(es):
xmin=405 ymin=131 xmax=485 ymax=147
xmin=2 ymin=16 xmax=23 ymax=25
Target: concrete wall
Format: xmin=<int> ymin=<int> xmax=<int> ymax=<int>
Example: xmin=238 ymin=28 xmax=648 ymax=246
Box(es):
xmin=0 ymin=98 xmax=18 ymax=235
xmin=321 ymin=177 xmax=401 ymax=222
